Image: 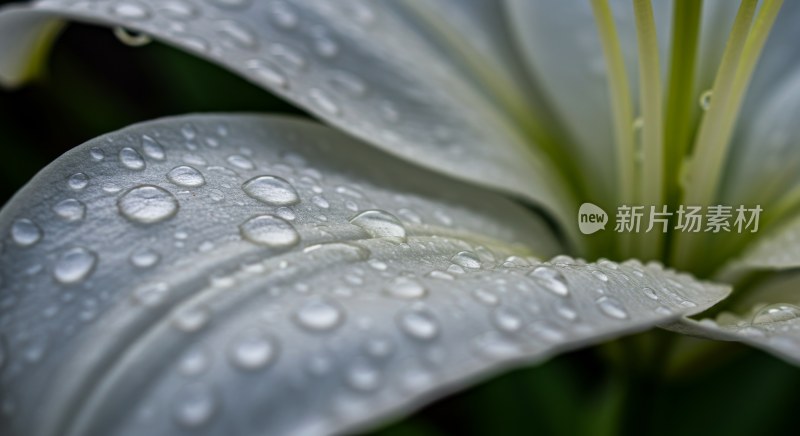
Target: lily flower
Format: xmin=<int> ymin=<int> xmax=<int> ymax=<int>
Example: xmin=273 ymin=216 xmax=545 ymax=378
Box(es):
xmin=1 ymin=0 xmax=800 ymax=434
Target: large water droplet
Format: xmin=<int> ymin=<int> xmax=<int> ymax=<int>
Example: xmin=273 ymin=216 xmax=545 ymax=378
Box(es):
xmin=349 ymin=210 xmax=406 ymax=241
xmin=118 ymin=185 xmax=179 ymax=224
xmin=168 ymin=166 xmax=205 ymax=187
xmin=228 ymin=329 xmax=278 ymax=370
xmin=239 ymin=215 xmax=299 ymax=248
xmin=242 ymin=175 xmax=300 ymax=206
xmin=384 ymin=277 xmax=427 ymax=299
xmin=173 ymin=383 xmax=217 ymax=428
xmin=595 ymin=296 xmax=629 ymax=320
xmin=398 ymin=309 xmax=439 ymax=340
xmin=753 ymin=303 xmax=800 ymax=324
xmin=451 ymin=251 xmax=481 ymax=269
xmin=53 ymin=247 xmax=97 ymax=284
xmin=294 ymin=298 xmax=344 ymax=331
xmin=119 ymin=147 xmax=146 ymax=170
xmin=11 ymin=218 xmax=42 ymax=247
xmin=52 ymin=198 xmax=86 ymax=222
xmin=530 ymin=266 xmax=570 ymax=297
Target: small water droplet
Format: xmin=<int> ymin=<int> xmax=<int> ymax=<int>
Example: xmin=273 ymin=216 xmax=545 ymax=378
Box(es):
xmin=133 ymin=282 xmax=170 ymax=307
xmin=53 ymin=247 xmax=97 ymax=284
xmin=173 ymin=383 xmax=217 ymax=428
xmin=227 ymin=154 xmax=254 ymax=170
xmin=172 ymin=304 xmax=211 ymax=332
xmin=753 ymin=303 xmax=800 ymax=324
xmin=168 ymin=166 xmax=205 ymax=187
xmin=130 ymin=248 xmax=160 ymax=268
xmin=178 ymin=347 xmax=210 ymax=377
xmin=311 ymin=195 xmax=330 ymax=209
xmin=385 ymin=277 xmax=427 ymax=299
xmin=328 ymin=70 xmax=368 ymax=97
xmin=239 ymin=215 xmax=299 ymax=248
xmin=269 ymin=0 xmax=298 ymax=29
xmin=68 ymin=173 xmax=89 ymax=191
xmin=699 ymin=89 xmax=713 ymax=111
xmin=118 ymin=185 xmax=179 ymax=224
xmin=228 ymin=329 xmax=278 ymax=370
xmin=530 ymin=266 xmax=570 ymax=297
xmin=52 ymin=198 xmax=86 ymax=222
xmin=346 ymin=363 xmax=381 ymax=392
xmin=294 ymin=298 xmax=344 ymax=331
xmin=217 ymin=20 xmax=257 ymax=50
xmin=111 ymin=1 xmax=150 ymax=20
xmin=493 ymin=307 xmax=523 ymax=333
xmin=90 ymin=147 xmax=105 ymax=161
xmin=642 ymin=286 xmax=659 ymax=300
xmin=10 ymin=218 xmax=42 ymax=247
xmin=349 ymin=209 xmax=406 ymax=241
xmin=591 ymin=270 xmax=609 ymax=282
xmin=596 ymin=296 xmax=629 ymax=320
xmin=113 ymin=26 xmax=151 ymax=46
xmin=451 ymin=251 xmax=481 ymax=269
xmin=242 ymin=175 xmax=300 ymax=206
xmin=119 ymin=147 xmax=146 ymax=170
xmin=141 ymin=135 xmax=165 ymax=160
xmin=309 ymin=88 xmax=341 ymax=116
xmin=269 ymin=43 xmax=306 ymax=72
xmin=398 ymin=309 xmax=439 ymax=340
xmin=246 ymin=58 xmax=288 ymax=89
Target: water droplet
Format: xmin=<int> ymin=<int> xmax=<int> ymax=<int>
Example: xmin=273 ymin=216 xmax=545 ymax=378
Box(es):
xmin=119 ymin=147 xmax=146 ymax=170
xmin=398 ymin=309 xmax=439 ymax=340
xmin=346 ymin=363 xmax=380 ymax=392
xmin=385 ymin=277 xmax=427 ymax=299
xmin=132 ymin=282 xmax=170 ymax=307
xmin=130 ymin=248 xmax=160 ymax=268
xmin=349 ymin=210 xmax=406 ymax=241
xmin=753 ymin=303 xmax=800 ymax=324
xmin=178 ymin=348 xmax=210 ymax=377
xmin=111 ymin=1 xmax=150 ymax=20
xmin=52 ymin=198 xmax=86 ymax=222
xmin=246 ymin=58 xmax=288 ymax=89
xmin=228 ymin=329 xmax=277 ymax=370
xmin=68 ymin=173 xmax=89 ymax=191
xmin=379 ymin=101 xmax=399 ymax=123
xmin=312 ymin=34 xmax=338 ymax=58
xmin=473 ymin=289 xmax=499 ymax=306
xmin=311 ymin=195 xmax=330 ymax=209
xmin=113 ymin=26 xmax=151 ymax=46
xmin=591 ymin=270 xmax=609 ymax=282
xmin=242 ymin=175 xmax=300 ymax=206
xmin=530 ymin=266 xmax=570 ymax=297
xmin=118 ymin=185 xmax=179 ymax=224
xmin=309 ymin=88 xmax=340 ymax=116
xmin=596 ymin=296 xmax=629 ymax=320
xmin=217 ymin=20 xmax=257 ymax=50
xmin=493 ymin=307 xmax=523 ymax=333
xmin=89 ymin=147 xmax=105 ymax=161
xmin=167 ymin=166 xmax=205 ymax=187
xmin=642 ymin=286 xmax=659 ymax=300
xmin=162 ymin=0 xmax=198 ymax=19
xmin=173 ymin=383 xmax=217 ymax=428
xmin=328 ymin=70 xmax=368 ymax=97
xmin=239 ymin=215 xmax=299 ymax=248
xmin=451 ymin=251 xmax=481 ymax=269
xmin=269 ymin=43 xmax=307 ymax=72
xmin=53 ymin=247 xmax=97 ymax=284
xmin=227 ymin=154 xmax=254 ymax=170
xmin=699 ymin=89 xmax=713 ymax=111
xmin=294 ymin=298 xmax=344 ymax=331
xmin=141 ymin=135 xmax=165 ymax=160
xmin=269 ymin=1 xmax=298 ymax=29
xmin=172 ymin=304 xmax=211 ymax=332
xmin=11 ymin=218 xmax=42 ymax=247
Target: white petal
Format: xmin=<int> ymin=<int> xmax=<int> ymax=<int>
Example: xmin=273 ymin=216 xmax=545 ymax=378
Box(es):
xmin=0 ymin=114 xmax=728 ymax=436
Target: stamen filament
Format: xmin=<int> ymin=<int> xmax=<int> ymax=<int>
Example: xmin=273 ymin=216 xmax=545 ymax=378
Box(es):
xmin=632 ymin=0 xmax=665 ymax=259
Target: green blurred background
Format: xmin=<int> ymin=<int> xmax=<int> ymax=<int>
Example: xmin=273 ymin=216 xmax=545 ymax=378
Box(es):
xmin=1 ymin=3 xmax=799 ymax=435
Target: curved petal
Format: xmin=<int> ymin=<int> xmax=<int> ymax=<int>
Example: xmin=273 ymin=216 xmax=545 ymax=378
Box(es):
xmin=721 ymin=1 xmax=800 ymax=204
xmin=0 ymin=0 xmax=577 ymax=234
xmin=721 ymin=212 xmax=800 ymax=272
xmin=505 ymin=0 xmax=673 ymax=199
xmin=0 ymin=114 xmax=728 ymax=436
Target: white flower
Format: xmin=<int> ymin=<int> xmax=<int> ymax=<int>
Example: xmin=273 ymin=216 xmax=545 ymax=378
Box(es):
xmin=0 ymin=0 xmax=798 ymax=435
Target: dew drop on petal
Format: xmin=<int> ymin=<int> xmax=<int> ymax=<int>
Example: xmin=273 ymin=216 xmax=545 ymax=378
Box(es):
xmin=173 ymin=383 xmax=217 ymax=428
xmin=595 ymin=296 xmax=629 ymax=320
xmin=242 ymin=175 xmax=300 ymax=206
xmin=384 ymin=277 xmax=427 ymax=299
xmin=52 ymin=198 xmax=86 ymax=222
xmin=119 ymin=147 xmax=146 ymax=170
xmin=349 ymin=210 xmax=406 ymax=241
xmin=529 ymin=266 xmax=570 ymax=297
xmin=294 ymin=298 xmax=344 ymax=332
xmin=11 ymin=218 xmax=42 ymax=247
xmin=398 ymin=309 xmax=439 ymax=340
xmin=451 ymin=251 xmax=481 ymax=269
xmin=53 ymin=247 xmax=97 ymax=284
xmin=228 ymin=329 xmax=278 ymax=370
xmin=753 ymin=303 xmax=800 ymax=324
xmin=167 ymin=166 xmax=206 ymax=187
xmin=118 ymin=185 xmax=179 ymax=224
xmin=239 ymin=215 xmax=299 ymax=248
